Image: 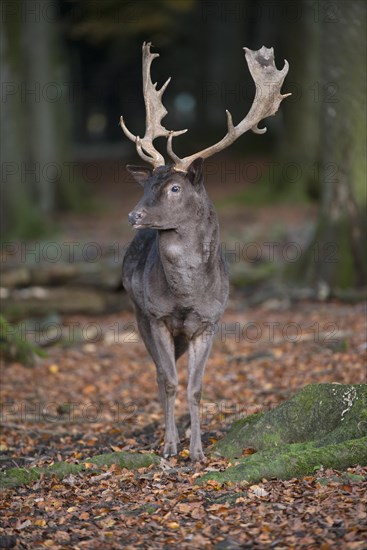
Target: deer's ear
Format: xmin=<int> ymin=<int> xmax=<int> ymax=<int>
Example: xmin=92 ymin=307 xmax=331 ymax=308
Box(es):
xmin=126 ymin=165 xmax=152 ymax=186
xmin=186 ymin=158 xmax=204 ymax=187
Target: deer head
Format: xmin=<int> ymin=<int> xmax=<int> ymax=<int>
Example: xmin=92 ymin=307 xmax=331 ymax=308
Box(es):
xmin=120 ymin=42 xmax=291 ymax=172
xmin=127 ymin=158 xmax=205 ymax=230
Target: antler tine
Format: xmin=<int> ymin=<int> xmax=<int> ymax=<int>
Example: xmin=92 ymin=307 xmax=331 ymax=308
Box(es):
xmin=167 ymin=130 xmax=189 ymax=164
xmin=168 ymin=46 xmax=291 ymax=172
xmin=119 ymin=116 xmax=136 ymax=142
xmin=119 ymin=115 xmax=161 ymax=165
xmin=120 ymin=42 xmax=187 ymax=169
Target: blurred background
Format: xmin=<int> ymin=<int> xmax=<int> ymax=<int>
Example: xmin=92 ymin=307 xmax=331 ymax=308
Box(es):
xmin=1 ymin=0 xmax=366 ymax=343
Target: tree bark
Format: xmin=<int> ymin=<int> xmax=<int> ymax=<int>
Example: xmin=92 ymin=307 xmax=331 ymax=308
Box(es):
xmin=279 ymin=0 xmax=321 ymax=198
xmin=1 ymin=2 xmax=36 ymax=237
xmin=292 ymin=0 xmax=367 ymax=289
xmin=1 ymin=0 xmax=78 ymax=238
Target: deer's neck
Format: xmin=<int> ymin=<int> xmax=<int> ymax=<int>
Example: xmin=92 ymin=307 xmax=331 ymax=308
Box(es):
xmin=156 ymin=204 xmax=221 ymax=295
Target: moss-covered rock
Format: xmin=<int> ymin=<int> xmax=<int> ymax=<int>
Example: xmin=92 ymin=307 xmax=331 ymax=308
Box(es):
xmin=214 ymin=384 xmax=367 ymax=457
xmin=200 ymin=384 xmax=367 ymax=484
xmin=0 ymin=451 xmax=160 ymax=489
xmin=201 ymin=437 xmax=367 ymax=484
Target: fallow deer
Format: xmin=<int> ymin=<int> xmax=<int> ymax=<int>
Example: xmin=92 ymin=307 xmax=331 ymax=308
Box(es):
xmin=120 ymin=43 xmax=290 ymax=460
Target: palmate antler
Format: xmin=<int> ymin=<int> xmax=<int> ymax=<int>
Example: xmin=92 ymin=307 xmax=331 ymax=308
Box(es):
xmin=120 ymin=43 xmax=291 ymax=171
xmin=119 ymin=42 xmax=187 ymax=168
xmin=169 ymin=47 xmax=291 ymax=172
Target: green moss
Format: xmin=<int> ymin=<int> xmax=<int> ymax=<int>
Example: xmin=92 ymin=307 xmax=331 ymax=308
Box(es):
xmin=200 ymin=437 xmax=367 ymax=485
xmin=0 ymin=467 xmax=43 ymax=489
xmin=214 ymin=384 xmax=367 ymax=460
xmin=48 ymin=462 xmax=84 ymax=476
xmin=316 ymin=472 xmax=366 ymax=485
xmin=0 ymin=451 xmax=159 ymax=489
xmin=204 ymin=384 xmax=367 ymax=484
xmin=214 ymin=413 xmax=264 ymax=458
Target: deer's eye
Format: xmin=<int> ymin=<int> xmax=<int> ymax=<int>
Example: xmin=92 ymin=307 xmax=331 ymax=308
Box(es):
xmin=170 ymin=185 xmax=181 ymax=193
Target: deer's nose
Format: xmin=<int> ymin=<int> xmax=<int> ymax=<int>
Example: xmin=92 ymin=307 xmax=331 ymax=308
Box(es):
xmin=128 ymin=210 xmax=145 ymax=226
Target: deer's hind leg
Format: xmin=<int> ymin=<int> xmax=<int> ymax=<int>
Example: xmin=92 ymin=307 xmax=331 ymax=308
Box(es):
xmin=135 ymin=310 xmax=179 ymax=455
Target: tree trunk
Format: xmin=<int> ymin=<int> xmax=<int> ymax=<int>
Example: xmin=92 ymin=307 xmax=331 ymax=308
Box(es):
xmin=1 ymin=0 xmax=79 ymax=238
xmin=278 ymin=0 xmax=321 ymax=198
xmin=23 ymin=0 xmax=60 ymax=215
xmin=0 ymin=2 xmax=37 ymax=237
xmin=293 ymin=0 xmax=366 ymax=289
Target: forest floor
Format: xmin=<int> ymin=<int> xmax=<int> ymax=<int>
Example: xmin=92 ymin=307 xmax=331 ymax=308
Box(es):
xmin=1 ymin=158 xmax=366 ymax=548
xmin=1 ymin=301 xmax=366 ymax=549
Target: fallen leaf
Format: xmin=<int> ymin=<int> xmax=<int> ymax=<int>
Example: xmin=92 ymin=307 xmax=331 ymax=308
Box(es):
xmin=51 ymin=484 xmax=65 ymax=491
xmin=166 ymin=522 xmax=180 ymax=530
xmin=179 ymin=449 xmax=190 ymax=458
xmin=83 ymin=462 xmax=97 ymax=469
xmin=82 ymin=384 xmax=96 ymax=395
xmin=110 ymin=445 xmax=123 ymax=452
xmin=250 ymin=485 xmax=269 ymax=497
xmin=34 ymin=518 xmax=47 ymax=527
xmin=16 ymin=519 xmax=32 ymax=530
xmin=175 ymin=503 xmax=192 ymax=514
xmin=242 ymin=447 xmax=257 ymax=456
xmin=99 ymin=518 xmax=116 ymax=528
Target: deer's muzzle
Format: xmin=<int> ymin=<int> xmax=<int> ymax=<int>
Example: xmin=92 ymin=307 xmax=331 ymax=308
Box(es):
xmin=128 ymin=210 xmax=146 ymax=226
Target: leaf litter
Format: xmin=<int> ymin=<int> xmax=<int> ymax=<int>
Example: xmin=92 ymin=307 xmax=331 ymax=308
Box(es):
xmin=0 ymin=300 xmax=366 ymax=548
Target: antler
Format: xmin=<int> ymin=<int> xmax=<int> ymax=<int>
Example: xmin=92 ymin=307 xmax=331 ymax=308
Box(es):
xmin=168 ymin=46 xmax=291 ymax=172
xmin=120 ymin=42 xmax=187 ymax=168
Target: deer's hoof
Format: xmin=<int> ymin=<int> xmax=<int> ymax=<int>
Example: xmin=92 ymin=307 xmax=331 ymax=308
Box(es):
xmin=163 ymin=442 xmax=177 ymax=457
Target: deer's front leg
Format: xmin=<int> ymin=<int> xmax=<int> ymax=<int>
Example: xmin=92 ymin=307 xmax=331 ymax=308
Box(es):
xmin=187 ymin=333 xmax=214 ymax=461
xmin=150 ymin=322 xmax=178 ymax=457
xmin=156 ymin=372 xmax=180 ymax=444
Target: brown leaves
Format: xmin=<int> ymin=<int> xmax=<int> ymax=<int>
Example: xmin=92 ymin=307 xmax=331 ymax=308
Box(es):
xmin=2 ymin=464 xmax=367 ymax=548
xmin=1 ymin=302 xmax=366 ymax=548
xmin=98 ymin=517 xmax=116 ymax=529
xmin=242 ymin=447 xmax=257 ymax=456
